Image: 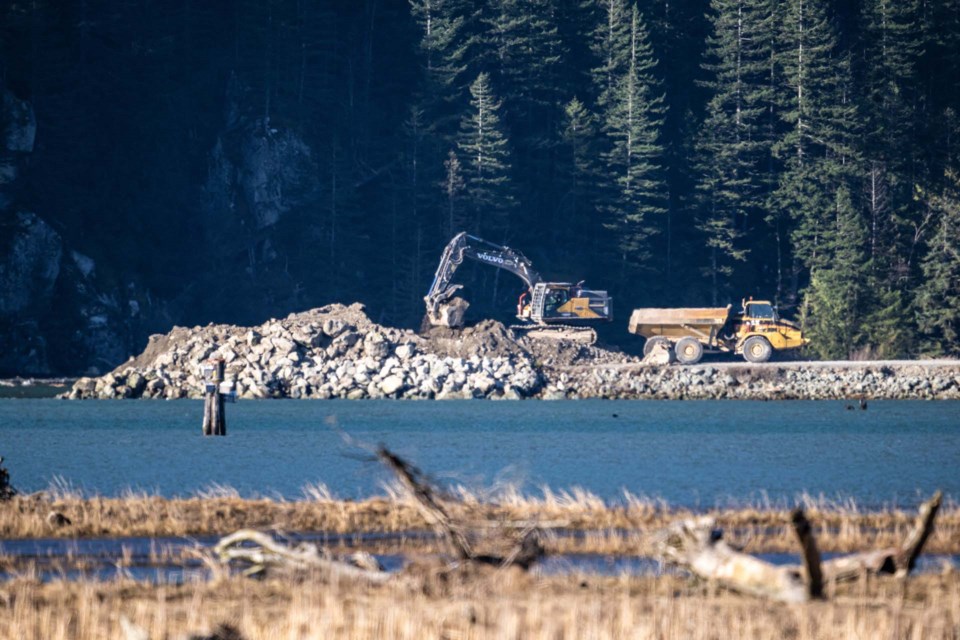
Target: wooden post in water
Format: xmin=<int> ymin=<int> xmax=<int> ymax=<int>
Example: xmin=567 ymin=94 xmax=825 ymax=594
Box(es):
xmin=202 ymin=359 xmax=227 ymax=436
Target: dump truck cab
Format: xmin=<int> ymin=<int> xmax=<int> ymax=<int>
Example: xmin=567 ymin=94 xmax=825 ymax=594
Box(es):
xmin=731 ymin=299 xmax=807 ymax=363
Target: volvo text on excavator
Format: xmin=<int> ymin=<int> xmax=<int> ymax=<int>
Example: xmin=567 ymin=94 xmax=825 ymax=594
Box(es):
xmin=424 ymin=232 xmax=612 ymax=344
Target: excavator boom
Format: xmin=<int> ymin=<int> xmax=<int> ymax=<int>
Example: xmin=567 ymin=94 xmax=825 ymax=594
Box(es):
xmin=424 ymin=232 xmax=612 ymax=337
xmin=424 ymin=232 xmax=541 ymax=325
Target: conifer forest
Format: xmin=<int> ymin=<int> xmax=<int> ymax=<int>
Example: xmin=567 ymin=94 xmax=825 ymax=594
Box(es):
xmin=2 ymin=0 xmax=960 ymax=374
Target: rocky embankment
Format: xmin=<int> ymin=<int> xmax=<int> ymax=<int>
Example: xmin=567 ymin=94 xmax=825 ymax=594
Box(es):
xmin=552 ymin=361 xmax=960 ymax=400
xmin=63 ymin=303 xmax=960 ymax=400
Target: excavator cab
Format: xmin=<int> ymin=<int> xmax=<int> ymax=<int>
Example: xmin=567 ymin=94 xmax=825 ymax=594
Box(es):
xmin=525 ymin=283 xmax=611 ymax=324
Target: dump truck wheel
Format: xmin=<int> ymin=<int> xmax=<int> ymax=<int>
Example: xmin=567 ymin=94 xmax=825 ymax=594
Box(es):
xmin=675 ymin=337 xmax=703 ymax=365
xmin=643 ymin=336 xmax=670 ymax=357
xmin=742 ymin=336 xmax=772 ymax=363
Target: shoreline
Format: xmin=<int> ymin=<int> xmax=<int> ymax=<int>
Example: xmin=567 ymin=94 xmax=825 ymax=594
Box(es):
xmin=5 ymin=304 xmax=953 ymax=401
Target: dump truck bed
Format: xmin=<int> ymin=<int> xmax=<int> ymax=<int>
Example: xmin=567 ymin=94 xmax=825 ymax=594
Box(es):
xmin=628 ymin=306 xmax=732 ymax=340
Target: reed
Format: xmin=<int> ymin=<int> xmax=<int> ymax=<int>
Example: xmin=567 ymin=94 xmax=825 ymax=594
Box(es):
xmin=2 ymin=485 xmax=957 ymax=554
xmin=0 ymin=569 xmax=956 ymax=639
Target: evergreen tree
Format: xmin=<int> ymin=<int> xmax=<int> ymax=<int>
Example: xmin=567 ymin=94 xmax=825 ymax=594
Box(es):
xmin=590 ymin=1 xmax=667 ymax=284
xmin=443 ymin=149 xmax=466 ymax=236
xmin=408 ymin=0 xmax=471 ymax=132
xmin=773 ymin=0 xmax=858 ymax=282
xmin=558 ymin=97 xmax=603 ymax=251
xmin=473 ymin=0 xmax=566 ymax=238
xmin=802 ymin=186 xmax=869 ymax=359
xmin=694 ymin=0 xmax=778 ymax=304
xmin=915 ymin=169 xmax=960 ymax=355
xmin=456 ymin=72 xmax=515 ymax=236
xmin=858 ymin=0 xmax=924 ymax=283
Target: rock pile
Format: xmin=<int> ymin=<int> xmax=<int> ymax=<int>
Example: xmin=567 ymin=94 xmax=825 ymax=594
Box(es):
xmin=64 ymin=304 xmax=543 ymax=400
xmin=545 ymin=361 xmax=960 ymax=400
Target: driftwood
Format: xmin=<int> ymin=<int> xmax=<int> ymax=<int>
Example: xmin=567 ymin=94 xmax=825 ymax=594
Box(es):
xmin=791 ymin=508 xmax=824 ymax=599
xmin=821 ymin=490 xmax=942 ymax=582
xmin=213 ymin=529 xmax=391 ymax=583
xmin=656 ymin=516 xmax=811 ymax=603
xmin=657 ymin=492 xmax=942 ymax=602
xmin=0 ymin=456 xmax=16 ymax=500
xmin=376 ymin=445 xmax=544 ymax=570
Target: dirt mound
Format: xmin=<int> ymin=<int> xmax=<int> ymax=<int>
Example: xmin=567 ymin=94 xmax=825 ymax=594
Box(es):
xmin=422 ymin=320 xmax=529 ymax=360
xmin=523 ymin=337 xmax=637 ymax=368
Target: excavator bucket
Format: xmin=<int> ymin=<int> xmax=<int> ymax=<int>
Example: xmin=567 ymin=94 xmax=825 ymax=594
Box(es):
xmin=427 ymin=296 xmax=470 ymax=328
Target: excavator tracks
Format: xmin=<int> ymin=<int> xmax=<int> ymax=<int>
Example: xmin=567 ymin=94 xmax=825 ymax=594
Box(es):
xmin=509 ymin=324 xmax=598 ymax=345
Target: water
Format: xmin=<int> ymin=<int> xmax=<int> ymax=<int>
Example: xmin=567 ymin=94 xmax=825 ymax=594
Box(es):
xmin=1 ymin=399 xmax=957 ymax=507
xmin=1 ymin=532 xmax=956 ymax=584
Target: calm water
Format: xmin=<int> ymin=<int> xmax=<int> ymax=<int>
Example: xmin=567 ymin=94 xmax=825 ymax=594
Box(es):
xmin=0 ymin=399 xmax=957 ymax=508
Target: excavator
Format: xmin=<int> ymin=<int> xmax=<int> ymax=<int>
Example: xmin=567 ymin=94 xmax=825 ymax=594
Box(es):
xmin=424 ymin=232 xmax=612 ymax=344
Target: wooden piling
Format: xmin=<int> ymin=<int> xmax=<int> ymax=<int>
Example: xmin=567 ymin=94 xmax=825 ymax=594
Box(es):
xmin=203 ymin=359 xmax=227 ymax=436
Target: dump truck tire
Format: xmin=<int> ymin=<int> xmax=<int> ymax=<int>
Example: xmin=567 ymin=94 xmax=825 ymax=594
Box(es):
xmin=675 ymin=337 xmax=703 ymax=365
xmin=643 ymin=336 xmax=670 ymax=357
xmin=742 ymin=335 xmax=772 ymax=363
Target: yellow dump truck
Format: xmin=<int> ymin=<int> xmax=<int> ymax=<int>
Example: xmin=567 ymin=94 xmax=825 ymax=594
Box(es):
xmin=627 ymin=300 xmax=808 ymax=364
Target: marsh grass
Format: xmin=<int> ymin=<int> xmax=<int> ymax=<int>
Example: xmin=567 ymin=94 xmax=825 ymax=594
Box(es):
xmin=2 ymin=485 xmax=957 ymax=555
xmin=0 ymin=569 xmax=957 ymax=639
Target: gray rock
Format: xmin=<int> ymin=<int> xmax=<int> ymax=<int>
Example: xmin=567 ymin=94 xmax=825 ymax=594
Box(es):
xmin=364 ymin=333 xmax=391 ymax=359
xmin=322 ymin=318 xmax=347 ymax=338
xmin=395 ymin=343 xmax=416 ymax=360
xmin=379 ymin=374 xmax=405 ymax=396
xmin=126 ymin=372 xmax=147 ymax=396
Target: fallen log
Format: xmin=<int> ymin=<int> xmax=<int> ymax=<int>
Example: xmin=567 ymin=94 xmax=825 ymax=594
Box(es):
xmin=213 ymin=529 xmax=391 ymax=583
xmin=821 ymin=490 xmax=942 ymax=583
xmin=656 ymin=516 xmax=812 ymax=603
xmin=656 ymin=492 xmax=943 ymax=602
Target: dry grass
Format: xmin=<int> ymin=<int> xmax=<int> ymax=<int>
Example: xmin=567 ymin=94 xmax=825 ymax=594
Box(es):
xmin=3 ymin=486 xmax=957 ymax=555
xmin=0 ymin=567 xmax=957 ymax=639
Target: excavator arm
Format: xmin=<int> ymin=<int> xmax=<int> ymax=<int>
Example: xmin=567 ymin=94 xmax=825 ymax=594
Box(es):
xmin=424 ymin=232 xmax=542 ymax=326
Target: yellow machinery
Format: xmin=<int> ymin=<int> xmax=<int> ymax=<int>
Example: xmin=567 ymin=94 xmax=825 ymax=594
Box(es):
xmin=628 ymin=299 xmax=808 ymax=364
xmin=425 ymin=232 xmax=611 ymax=343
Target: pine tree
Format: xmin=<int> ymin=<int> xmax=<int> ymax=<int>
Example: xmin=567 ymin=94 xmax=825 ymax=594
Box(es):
xmin=802 ymin=186 xmax=869 ymax=359
xmin=408 ymin=0 xmax=471 ymax=132
xmin=589 ymin=1 xmax=667 ymax=284
xmin=442 ymin=149 xmax=466 ymax=236
xmin=773 ymin=0 xmax=859 ymax=281
xmin=915 ymin=168 xmax=960 ymax=355
xmin=858 ymin=0 xmax=924 ymax=284
xmin=456 ymin=72 xmax=515 ymax=236
xmin=473 ymin=0 xmax=567 ymax=237
xmin=558 ymin=97 xmax=603 ymax=250
xmin=694 ymin=0 xmax=778 ymax=304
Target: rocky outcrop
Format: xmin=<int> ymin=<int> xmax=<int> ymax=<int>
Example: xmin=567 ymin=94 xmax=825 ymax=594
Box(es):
xmin=0 ymin=86 xmax=163 ymax=377
xmin=0 ymin=212 xmax=63 ymax=316
xmin=205 ymin=120 xmax=319 ymax=232
xmin=65 ymin=304 xmax=543 ymax=400
xmin=0 ymin=86 xmax=36 ymax=211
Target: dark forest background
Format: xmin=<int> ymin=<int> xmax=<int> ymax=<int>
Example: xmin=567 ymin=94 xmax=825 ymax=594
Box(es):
xmin=1 ymin=0 xmax=959 ymax=375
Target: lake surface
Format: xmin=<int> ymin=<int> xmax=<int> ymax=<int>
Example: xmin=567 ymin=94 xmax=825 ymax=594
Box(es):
xmin=1 ymin=399 xmax=957 ymax=508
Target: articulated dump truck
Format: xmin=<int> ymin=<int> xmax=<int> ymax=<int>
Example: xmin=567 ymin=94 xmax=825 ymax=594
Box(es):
xmin=628 ymin=299 xmax=808 ymax=364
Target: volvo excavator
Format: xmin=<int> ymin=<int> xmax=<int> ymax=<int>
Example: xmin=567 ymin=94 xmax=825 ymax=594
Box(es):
xmin=424 ymin=232 xmax=612 ymax=344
